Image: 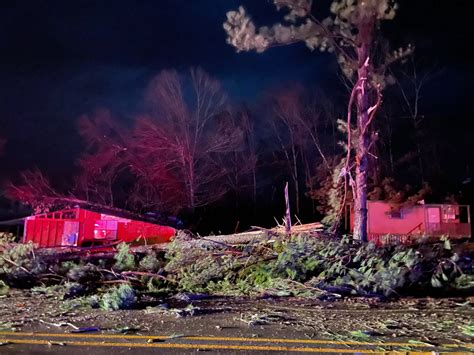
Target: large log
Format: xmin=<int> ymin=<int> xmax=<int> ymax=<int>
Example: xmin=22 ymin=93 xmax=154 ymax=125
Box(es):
xmin=172 ymin=222 xmax=324 ymax=249
xmin=33 ymin=222 xmax=325 ymax=256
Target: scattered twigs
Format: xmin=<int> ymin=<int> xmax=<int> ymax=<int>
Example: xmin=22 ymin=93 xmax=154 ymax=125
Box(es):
xmin=38 ymin=273 xmax=65 ymax=281
xmin=98 ymin=268 xmax=120 ymax=278
xmin=199 ymin=238 xmax=243 ymax=253
xmin=294 ymin=214 xmax=303 ymax=226
xmin=0 ymin=255 xmax=32 ymax=274
xmin=100 ymin=280 xmax=134 ymax=284
xmin=39 ymin=319 xmax=79 ymax=330
xmin=120 ymin=271 xmax=177 ymax=284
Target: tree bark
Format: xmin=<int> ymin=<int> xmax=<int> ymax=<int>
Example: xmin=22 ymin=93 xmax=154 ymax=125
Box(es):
xmin=285 ymin=182 xmax=292 ymax=237
xmin=353 ymin=43 xmax=371 ymax=242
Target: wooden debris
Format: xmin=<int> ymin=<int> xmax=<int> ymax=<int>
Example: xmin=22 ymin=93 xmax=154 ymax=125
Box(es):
xmin=194 ymin=222 xmax=324 ymax=246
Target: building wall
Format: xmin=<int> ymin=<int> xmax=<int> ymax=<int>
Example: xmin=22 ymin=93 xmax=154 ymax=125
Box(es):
xmin=23 ymin=208 xmax=175 ymax=248
xmin=367 ymin=201 xmax=425 ymax=235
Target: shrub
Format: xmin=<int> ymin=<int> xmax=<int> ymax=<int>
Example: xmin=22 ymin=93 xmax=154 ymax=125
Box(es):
xmin=114 ymin=243 xmax=135 ymax=271
xmin=67 ymin=263 xmax=102 ymax=284
xmin=0 ymin=280 xmax=9 ymax=295
xmin=100 ymin=284 xmax=136 ymax=310
xmin=0 ymin=241 xmax=35 ymax=274
xmin=139 ymin=250 xmax=163 ymax=272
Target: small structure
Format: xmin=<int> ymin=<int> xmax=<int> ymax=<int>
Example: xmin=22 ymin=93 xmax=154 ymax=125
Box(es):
xmin=348 ymin=201 xmax=471 ymax=245
xmin=23 ymin=207 xmax=175 ymax=248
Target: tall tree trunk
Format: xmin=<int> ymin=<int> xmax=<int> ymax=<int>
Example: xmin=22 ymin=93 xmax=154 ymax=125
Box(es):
xmin=284 ymin=182 xmax=292 ymax=237
xmin=353 ymin=43 xmax=371 ymax=242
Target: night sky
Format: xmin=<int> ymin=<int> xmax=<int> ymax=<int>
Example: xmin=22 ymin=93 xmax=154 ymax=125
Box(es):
xmin=0 ymin=0 xmax=473 ymax=182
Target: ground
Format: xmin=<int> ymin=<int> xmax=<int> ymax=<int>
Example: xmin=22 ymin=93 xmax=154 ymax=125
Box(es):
xmin=1 ymin=289 xmax=473 ymax=353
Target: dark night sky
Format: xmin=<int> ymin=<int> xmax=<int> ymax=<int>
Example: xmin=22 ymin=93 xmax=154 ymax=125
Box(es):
xmin=0 ymin=0 xmax=473 ymax=181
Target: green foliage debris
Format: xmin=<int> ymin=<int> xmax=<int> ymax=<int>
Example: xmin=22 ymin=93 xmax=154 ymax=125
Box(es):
xmin=460 ymin=323 xmax=474 ymax=337
xmin=139 ymin=250 xmax=162 ymax=272
xmin=1 ymin=229 xmax=473 ymax=308
xmin=100 ymin=283 xmax=136 ymax=310
xmin=0 ymin=280 xmax=9 ymax=296
xmin=114 ymin=243 xmax=135 ymax=271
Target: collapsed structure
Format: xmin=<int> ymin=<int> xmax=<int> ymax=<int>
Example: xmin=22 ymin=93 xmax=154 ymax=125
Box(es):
xmin=22 ymin=207 xmax=175 ymax=248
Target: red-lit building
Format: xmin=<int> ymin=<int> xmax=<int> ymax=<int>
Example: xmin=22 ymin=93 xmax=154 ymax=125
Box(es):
xmin=23 ymin=207 xmax=175 ymax=248
xmin=347 ymin=201 xmax=471 ymax=245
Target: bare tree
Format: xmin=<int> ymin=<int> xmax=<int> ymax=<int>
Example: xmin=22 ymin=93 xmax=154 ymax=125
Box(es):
xmin=6 ymin=169 xmax=71 ymax=213
xmin=133 ymin=68 xmax=243 ymax=210
xmin=240 ymin=109 xmax=259 ymax=210
xmin=377 ymin=102 xmax=396 ymax=175
xmin=5 ymin=168 xmax=150 ymax=216
xmin=393 ymin=58 xmax=437 ymax=184
xmin=4 ymin=111 xmax=132 ymax=213
xmin=270 ymin=89 xmax=305 ymax=215
xmin=223 ymin=0 xmax=413 ymax=241
xmin=215 ymin=110 xmax=258 ymax=215
xmin=75 ymin=109 xmax=130 ymax=206
xmin=269 ymin=86 xmax=331 ymax=215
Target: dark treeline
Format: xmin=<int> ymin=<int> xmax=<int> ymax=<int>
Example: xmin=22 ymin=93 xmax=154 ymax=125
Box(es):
xmin=1 ymin=60 xmax=472 ymax=234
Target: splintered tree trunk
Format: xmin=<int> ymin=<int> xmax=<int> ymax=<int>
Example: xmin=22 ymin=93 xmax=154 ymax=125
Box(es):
xmin=353 ymin=43 xmax=370 ymax=242
xmin=284 ymin=182 xmax=292 ymax=237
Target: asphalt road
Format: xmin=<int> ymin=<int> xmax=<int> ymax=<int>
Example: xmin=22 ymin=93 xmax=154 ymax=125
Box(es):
xmin=2 ymin=291 xmax=474 ymax=354
xmin=1 ymin=331 xmax=473 ymax=354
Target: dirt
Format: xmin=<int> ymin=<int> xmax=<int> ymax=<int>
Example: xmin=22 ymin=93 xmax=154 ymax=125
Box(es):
xmin=1 ymin=289 xmax=473 ymax=349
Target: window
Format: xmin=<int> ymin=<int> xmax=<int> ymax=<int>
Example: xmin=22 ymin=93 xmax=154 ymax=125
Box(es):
xmin=442 ymin=205 xmax=458 ymax=222
xmin=62 ymin=210 xmax=76 ymax=219
xmin=93 ymin=219 xmax=118 ymax=239
xmin=62 ymin=221 xmax=79 ymax=246
xmin=389 ymin=209 xmax=403 ymax=219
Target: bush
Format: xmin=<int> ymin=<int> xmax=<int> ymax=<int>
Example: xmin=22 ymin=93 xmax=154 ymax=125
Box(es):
xmin=67 ymin=263 xmax=102 ymax=284
xmin=100 ymin=284 xmax=136 ymax=310
xmin=0 ymin=232 xmax=15 ymax=244
xmin=139 ymin=250 xmax=163 ymax=272
xmin=114 ymin=243 xmax=135 ymax=271
xmin=0 ymin=241 xmax=35 ymax=275
xmin=2 ymin=228 xmax=473 ymax=301
xmin=0 ymin=280 xmax=9 ymax=296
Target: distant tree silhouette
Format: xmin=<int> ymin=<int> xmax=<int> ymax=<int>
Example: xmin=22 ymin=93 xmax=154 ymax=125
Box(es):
xmin=5 ymin=169 xmax=64 ymax=213
xmin=75 ymin=108 xmax=130 ymax=207
xmin=133 ymin=68 xmax=244 ymax=210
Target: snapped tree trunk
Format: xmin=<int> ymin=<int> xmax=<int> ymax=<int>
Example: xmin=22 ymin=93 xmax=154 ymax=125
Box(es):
xmin=284 ymin=181 xmax=292 ymax=237
xmin=353 ymin=44 xmax=371 ymax=242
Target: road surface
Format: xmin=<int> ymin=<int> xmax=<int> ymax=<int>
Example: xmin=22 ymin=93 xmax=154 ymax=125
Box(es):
xmin=1 ymin=330 xmax=473 ymax=354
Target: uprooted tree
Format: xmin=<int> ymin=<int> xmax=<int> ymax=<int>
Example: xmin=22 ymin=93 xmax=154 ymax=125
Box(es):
xmin=223 ymin=0 xmax=413 ymax=241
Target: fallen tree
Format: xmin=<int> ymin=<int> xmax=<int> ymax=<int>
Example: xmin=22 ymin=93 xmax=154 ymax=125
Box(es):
xmin=169 ymin=222 xmax=324 ymax=249
xmin=1 ymin=230 xmax=473 ymax=310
